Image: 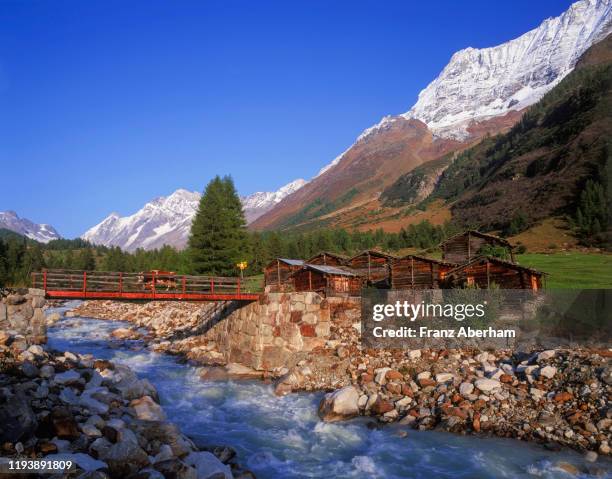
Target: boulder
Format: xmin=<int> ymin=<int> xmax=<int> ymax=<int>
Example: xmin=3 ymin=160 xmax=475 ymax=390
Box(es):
xmin=370 ymin=397 xmax=395 ymax=415
xmin=459 ymin=382 xmax=474 ymax=396
xmin=51 ymin=408 xmax=80 ymax=440
xmin=474 ymin=378 xmax=501 ymax=393
xmin=54 ymin=370 xmax=82 ymax=386
xmin=103 ymin=440 xmax=150 ymax=477
xmin=539 ymin=366 xmax=557 ymax=379
xmin=80 ymin=393 xmax=110 ymax=415
xmin=40 ymin=364 xmax=55 ymax=378
xmin=537 ymin=350 xmax=556 ymax=362
xmin=130 ymin=420 xmax=195 ymax=458
xmin=153 ymin=459 xmax=197 ymax=479
xmin=110 ymin=328 xmax=138 ymax=340
xmin=225 ymin=363 xmax=263 ymax=380
xmin=318 ymin=386 xmax=360 ymax=422
xmin=0 ymin=390 xmax=37 ymax=442
xmin=131 ymin=396 xmax=167 ymax=421
xmin=435 ymin=373 xmax=454 ymax=383
xmin=183 ymin=451 xmax=233 ymax=479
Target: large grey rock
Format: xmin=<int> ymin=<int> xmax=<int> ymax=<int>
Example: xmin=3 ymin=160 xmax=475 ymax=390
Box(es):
xmin=318 ymin=386 xmax=360 ymax=422
xmin=102 ymin=440 xmax=149 ymax=477
xmin=474 ymin=378 xmax=501 ymax=393
xmin=459 ymin=382 xmax=474 ymax=396
xmin=153 ymin=459 xmax=197 ymax=479
xmin=183 ymin=451 xmax=233 ymax=479
xmin=55 ymin=370 xmax=82 ymax=385
xmin=539 ymin=366 xmax=557 ymax=379
xmin=130 ymin=395 xmax=166 ymax=421
xmin=130 ymin=420 xmax=195 ymax=458
xmin=0 ymin=389 xmax=37 ymax=442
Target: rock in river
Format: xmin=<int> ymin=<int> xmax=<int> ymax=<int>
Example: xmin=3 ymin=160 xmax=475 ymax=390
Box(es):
xmin=318 ymin=386 xmax=360 ymax=422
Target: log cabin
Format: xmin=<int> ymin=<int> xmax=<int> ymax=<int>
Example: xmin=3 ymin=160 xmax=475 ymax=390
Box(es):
xmin=346 ymin=250 xmax=396 ymax=288
xmin=307 ymin=251 xmax=348 ymax=266
xmin=390 ymin=255 xmax=457 ymax=289
xmin=264 ymin=258 xmax=304 ymax=291
xmin=443 ymin=256 xmax=544 ymax=290
xmin=440 ymin=231 xmax=515 ymax=264
xmin=292 ymin=264 xmax=364 ymax=296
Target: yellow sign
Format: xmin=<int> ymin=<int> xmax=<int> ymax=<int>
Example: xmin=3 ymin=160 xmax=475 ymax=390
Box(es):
xmin=236 ymin=261 xmax=248 ymax=270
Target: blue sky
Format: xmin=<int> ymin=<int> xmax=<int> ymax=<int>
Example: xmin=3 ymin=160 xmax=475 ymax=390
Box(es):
xmin=0 ymin=0 xmax=574 ymax=238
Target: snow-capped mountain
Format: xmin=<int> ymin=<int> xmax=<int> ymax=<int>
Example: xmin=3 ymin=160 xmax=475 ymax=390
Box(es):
xmin=82 ymin=180 xmax=307 ymax=251
xmin=0 ymin=211 xmax=61 ymax=243
xmin=241 ymin=179 xmax=307 ymax=223
xmin=361 ymin=0 xmax=612 ymax=141
xmin=82 ymin=189 xmax=200 ymax=252
xmin=252 ymin=0 xmax=612 ymax=229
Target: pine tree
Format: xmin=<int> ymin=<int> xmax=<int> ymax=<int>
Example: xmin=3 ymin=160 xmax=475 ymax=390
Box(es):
xmin=102 ymin=247 xmax=126 ymax=271
xmin=21 ymin=244 xmax=46 ymax=279
xmin=76 ymin=248 xmax=96 ymax=271
xmin=188 ymin=175 xmax=249 ymax=275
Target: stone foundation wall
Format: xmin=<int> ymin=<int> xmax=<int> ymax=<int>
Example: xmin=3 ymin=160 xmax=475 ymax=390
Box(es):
xmin=0 ymin=288 xmax=47 ymax=344
xmin=205 ymin=292 xmax=334 ymax=370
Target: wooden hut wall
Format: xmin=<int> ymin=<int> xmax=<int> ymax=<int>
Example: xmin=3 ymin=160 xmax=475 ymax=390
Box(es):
xmin=328 ymin=275 xmax=363 ymax=295
xmin=264 ymin=261 xmax=299 ymax=287
xmin=450 ymin=260 xmax=542 ymax=290
xmin=347 ymin=253 xmax=391 ymax=286
xmin=391 ymin=258 xmax=439 ymax=289
xmin=442 ymin=233 xmax=511 ymax=264
xmin=293 ymin=269 xmax=327 ymax=293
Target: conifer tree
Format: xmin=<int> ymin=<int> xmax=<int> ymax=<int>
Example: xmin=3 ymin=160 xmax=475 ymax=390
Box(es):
xmin=188 ymin=175 xmax=249 ymax=275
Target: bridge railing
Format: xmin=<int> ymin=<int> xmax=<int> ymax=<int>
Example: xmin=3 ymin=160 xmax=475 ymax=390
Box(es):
xmin=31 ymin=269 xmax=262 ymax=298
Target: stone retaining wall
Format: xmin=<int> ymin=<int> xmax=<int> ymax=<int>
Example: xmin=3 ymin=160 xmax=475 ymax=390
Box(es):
xmin=0 ymin=288 xmax=47 ymax=344
xmin=205 ymin=292 xmax=333 ymax=370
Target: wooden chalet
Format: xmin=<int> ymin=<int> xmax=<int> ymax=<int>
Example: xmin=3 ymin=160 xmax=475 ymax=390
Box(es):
xmin=346 ymin=250 xmax=396 ymax=288
xmin=292 ymin=264 xmax=364 ymax=296
xmin=390 ymin=255 xmax=457 ymax=289
xmin=444 ymin=256 xmax=544 ymax=290
xmin=307 ymin=251 xmax=348 ymax=266
xmin=440 ymin=230 xmax=515 ymax=264
xmin=264 ymin=258 xmax=304 ymax=290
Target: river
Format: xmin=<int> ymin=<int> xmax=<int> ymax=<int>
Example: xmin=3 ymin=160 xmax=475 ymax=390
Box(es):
xmin=46 ymin=307 xmax=611 ymax=479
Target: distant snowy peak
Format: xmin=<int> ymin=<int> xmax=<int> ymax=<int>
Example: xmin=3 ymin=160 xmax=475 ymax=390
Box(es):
xmin=82 ymin=180 xmax=307 ymax=251
xmin=404 ymin=0 xmax=612 ymax=139
xmin=241 ymin=178 xmax=308 ymax=222
xmin=0 ymin=211 xmax=61 ymax=243
xmin=82 ymin=189 xmax=200 ymax=252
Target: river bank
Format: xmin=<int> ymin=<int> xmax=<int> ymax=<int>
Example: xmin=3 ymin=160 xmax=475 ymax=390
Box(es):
xmin=0 ymin=295 xmax=254 ymax=479
xmin=47 ymin=313 xmax=612 ymax=478
xmin=71 ymin=298 xmax=612 ymax=461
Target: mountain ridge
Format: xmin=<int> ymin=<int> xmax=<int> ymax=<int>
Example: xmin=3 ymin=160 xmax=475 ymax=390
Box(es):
xmin=82 ymin=179 xmax=307 ymax=251
xmin=0 ymin=211 xmax=61 ymax=243
xmin=251 ymin=0 xmax=612 ymax=231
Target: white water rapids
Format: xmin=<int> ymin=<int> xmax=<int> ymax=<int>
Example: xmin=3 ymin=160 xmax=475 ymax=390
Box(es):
xmin=46 ymin=306 xmax=611 ymax=478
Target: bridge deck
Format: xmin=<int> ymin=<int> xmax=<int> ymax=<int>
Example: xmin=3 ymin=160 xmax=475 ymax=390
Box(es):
xmin=32 ymin=269 xmax=261 ymax=302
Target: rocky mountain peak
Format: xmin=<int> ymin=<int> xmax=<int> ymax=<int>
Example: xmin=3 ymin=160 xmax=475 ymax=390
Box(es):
xmin=0 ymin=210 xmax=61 ymax=243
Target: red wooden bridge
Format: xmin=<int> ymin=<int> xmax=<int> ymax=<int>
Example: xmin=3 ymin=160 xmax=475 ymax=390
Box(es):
xmin=31 ymin=269 xmax=261 ymax=302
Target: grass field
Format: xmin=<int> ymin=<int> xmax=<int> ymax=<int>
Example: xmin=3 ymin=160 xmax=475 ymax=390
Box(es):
xmin=517 ymin=253 xmax=612 ymax=288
